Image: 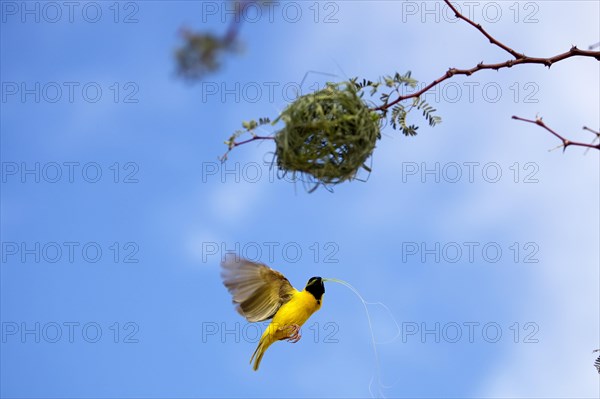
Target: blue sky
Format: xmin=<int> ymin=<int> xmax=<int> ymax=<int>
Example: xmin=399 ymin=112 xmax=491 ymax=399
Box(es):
xmin=1 ymin=1 xmax=599 ymax=397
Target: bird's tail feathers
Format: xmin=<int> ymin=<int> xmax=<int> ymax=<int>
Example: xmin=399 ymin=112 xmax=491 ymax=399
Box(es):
xmin=250 ymin=334 xmax=273 ymax=371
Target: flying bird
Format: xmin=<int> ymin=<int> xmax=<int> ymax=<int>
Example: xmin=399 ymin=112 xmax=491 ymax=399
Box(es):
xmin=220 ymin=255 xmax=325 ymax=371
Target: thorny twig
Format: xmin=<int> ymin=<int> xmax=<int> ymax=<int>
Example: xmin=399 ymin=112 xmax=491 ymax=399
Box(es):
xmin=511 ymin=116 xmax=600 ymax=151
xmin=375 ymin=0 xmax=599 ymax=112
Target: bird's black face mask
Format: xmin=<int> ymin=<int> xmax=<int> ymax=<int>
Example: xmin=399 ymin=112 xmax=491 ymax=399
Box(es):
xmin=305 ymin=277 xmax=325 ymax=301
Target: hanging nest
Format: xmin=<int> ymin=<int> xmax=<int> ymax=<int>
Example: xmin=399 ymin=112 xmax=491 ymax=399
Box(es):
xmin=273 ymin=82 xmax=381 ymax=186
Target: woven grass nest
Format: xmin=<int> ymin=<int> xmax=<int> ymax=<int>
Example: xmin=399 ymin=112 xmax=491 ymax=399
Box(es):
xmin=274 ymin=82 xmax=381 ymax=186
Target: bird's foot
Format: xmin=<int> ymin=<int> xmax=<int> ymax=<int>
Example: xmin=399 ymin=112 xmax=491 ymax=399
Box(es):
xmin=285 ymin=324 xmax=301 ymax=343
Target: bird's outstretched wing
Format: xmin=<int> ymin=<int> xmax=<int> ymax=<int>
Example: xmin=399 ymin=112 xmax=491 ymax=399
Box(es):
xmin=221 ymin=255 xmax=297 ymax=322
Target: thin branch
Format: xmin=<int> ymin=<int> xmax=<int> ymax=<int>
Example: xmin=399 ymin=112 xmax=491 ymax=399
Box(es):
xmin=220 ymin=135 xmax=275 ymax=161
xmin=511 ymin=116 xmax=600 ymax=151
xmin=582 ymin=126 xmax=600 ymax=154
xmin=444 ymin=0 xmax=524 ymax=59
xmin=376 ymin=0 xmax=600 ymax=112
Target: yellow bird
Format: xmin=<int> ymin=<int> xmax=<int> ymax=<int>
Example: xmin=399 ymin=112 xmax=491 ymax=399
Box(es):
xmin=221 ymin=256 xmax=325 ymax=371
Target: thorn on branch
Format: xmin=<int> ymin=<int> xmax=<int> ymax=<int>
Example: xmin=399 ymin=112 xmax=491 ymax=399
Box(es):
xmin=583 ymin=126 xmax=600 ymax=137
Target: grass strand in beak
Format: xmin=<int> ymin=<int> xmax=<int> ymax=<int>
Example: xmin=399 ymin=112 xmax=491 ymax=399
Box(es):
xmin=323 ymin=278 xmax=401 ymax=398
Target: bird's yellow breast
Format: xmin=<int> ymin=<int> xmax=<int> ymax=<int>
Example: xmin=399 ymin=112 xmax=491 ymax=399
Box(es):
xmin=266 ymin=290 xmax=322 ymax=339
